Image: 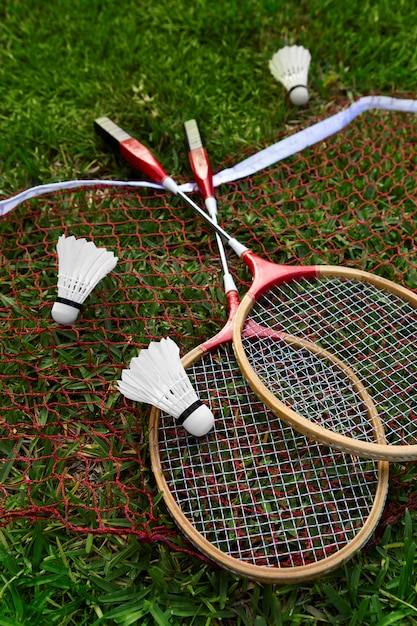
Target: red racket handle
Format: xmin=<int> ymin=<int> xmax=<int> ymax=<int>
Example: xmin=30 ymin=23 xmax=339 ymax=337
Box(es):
xmin=119 ymin=138 xmax=170 ymax=187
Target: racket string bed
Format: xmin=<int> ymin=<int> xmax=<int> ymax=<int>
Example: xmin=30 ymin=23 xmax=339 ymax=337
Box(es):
xmin=244 ymin=333 xmax=377 ymax=441
xmin=157 ymin=344 xmax=382 ymax=570
xmin=245 ymin=277 xmax=416 ymax=445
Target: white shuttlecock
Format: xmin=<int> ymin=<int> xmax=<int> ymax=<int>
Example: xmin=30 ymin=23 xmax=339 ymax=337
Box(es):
xmin=117 ymin=337 xmax=215 ymax=437
xmin=269 ymin=45 xmax=311 ymax=106
xmin=51 ymin=234 xmax=118 ymax=325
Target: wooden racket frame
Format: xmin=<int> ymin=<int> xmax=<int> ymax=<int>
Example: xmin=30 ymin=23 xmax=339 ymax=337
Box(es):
xmin=233 ymin=264 xmax=417 ymax=462
xmin=149 ymin=347 xmax=389 ymax=584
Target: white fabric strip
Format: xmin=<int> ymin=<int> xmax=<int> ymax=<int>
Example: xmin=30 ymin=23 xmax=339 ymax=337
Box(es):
xmin=1 ymin=95 xmax=416 ymax=217
xmin=0 ymin=179 xmax=163 ymax=217
xmin=212 ymin=95 xmax=417 ymax=186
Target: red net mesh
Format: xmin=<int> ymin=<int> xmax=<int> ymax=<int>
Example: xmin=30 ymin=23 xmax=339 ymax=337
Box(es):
xmin=0 ymin=103 xmax=416 ymax=550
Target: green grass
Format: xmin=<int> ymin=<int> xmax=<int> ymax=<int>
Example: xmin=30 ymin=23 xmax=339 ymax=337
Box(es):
xmin=1 ymin=0 xmax=417 ymax=194
xmin=0 ymin=516 xmax=416 ymax=625
xmin=1 ymin=0 xmax=417 ymax=624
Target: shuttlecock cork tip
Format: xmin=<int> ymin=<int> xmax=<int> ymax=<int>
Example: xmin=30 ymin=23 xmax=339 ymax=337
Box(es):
xmin=181 ymin=403 xmax=215 ymax=437
xmin=51 ymin=301 xmax=81 ymax=325
xmin=289 ymin=85 xmax=309 ymax=106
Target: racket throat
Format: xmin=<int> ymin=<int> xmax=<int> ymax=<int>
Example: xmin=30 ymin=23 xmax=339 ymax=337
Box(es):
xmin=241 ymin=250 xmax=318 ymax=296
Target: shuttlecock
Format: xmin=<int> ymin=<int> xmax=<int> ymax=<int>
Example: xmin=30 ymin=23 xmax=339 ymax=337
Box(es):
xmin=117 ymin=337 xmax=215 ymax=437
xmin=269 ymin=45 xmax=311 ymax=106
xmin=51 ymin=234 xmax=118 ymax=325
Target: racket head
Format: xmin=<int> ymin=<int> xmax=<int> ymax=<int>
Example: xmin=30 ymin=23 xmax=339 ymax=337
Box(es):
xmin=149 ymin=341 xmax=389 ymax=583
xmin=233 ymin=259 xmax=417 ymax=462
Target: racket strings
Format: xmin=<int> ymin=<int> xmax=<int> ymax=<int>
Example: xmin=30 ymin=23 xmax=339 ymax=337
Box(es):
xmin=158 ymin=344 xmax=380 ymax=568
xmin=246 ymin=277 xmax=416 ymax=444
xmin=243 ymin=332 xmax=377 ymax=442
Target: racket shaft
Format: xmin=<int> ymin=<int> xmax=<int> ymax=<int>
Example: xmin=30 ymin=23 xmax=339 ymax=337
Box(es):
xmin=184 ymin=118 xmax=238 ymax=292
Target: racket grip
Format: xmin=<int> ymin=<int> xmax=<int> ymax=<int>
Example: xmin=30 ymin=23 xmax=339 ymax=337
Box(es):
xmin=119 ymin=137 xmax=175 ymax=190
xmin=94 ymin=116 xmax=178 ymax=192
xmin=187 ymin=146 xmax=215 ymax=202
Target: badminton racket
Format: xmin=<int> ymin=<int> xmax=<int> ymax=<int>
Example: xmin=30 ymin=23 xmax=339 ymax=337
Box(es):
xmin=146 ymin=118 xmax=389 ymax=583
xmin=94 ymin=116 xmax=417 ymax=462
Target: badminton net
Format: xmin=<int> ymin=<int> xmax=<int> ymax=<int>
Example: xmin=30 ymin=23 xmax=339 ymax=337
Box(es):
xmin=0 ymin=102 xmax=416 ymax=553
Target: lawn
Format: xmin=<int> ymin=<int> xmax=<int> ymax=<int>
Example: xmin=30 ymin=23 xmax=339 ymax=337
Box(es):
xmin=0 ymin=1 xmax=417 ymax=624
